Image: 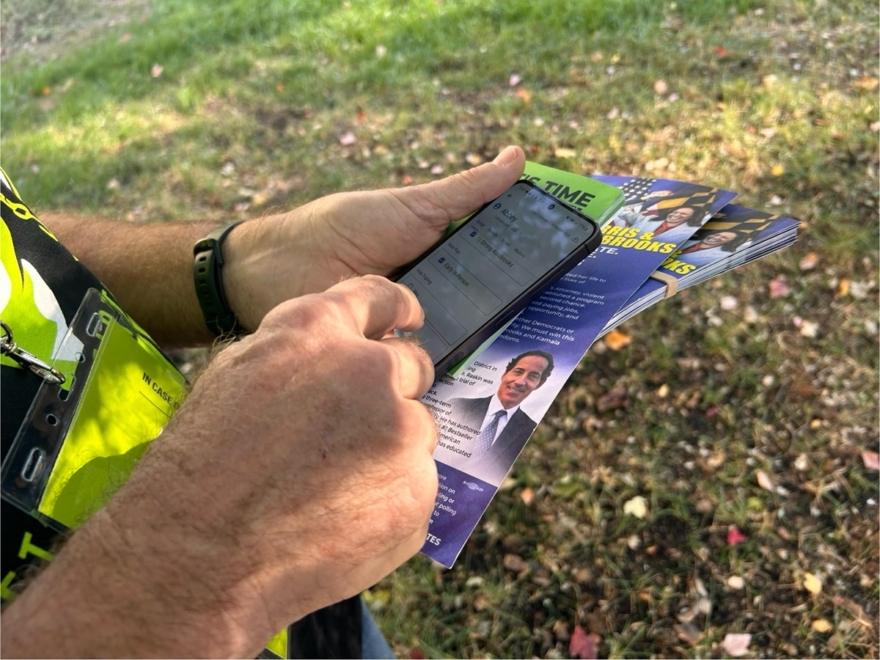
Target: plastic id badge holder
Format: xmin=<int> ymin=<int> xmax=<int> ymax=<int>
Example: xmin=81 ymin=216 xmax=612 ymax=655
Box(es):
xmin=2 ymin=288 xmax=187 ymax=532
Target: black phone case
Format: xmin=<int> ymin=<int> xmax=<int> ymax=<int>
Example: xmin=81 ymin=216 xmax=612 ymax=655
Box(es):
xmin=395 ymin=179 xmax=602 ymax=380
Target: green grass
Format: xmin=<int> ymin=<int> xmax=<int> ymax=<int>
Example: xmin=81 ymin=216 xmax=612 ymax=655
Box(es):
xmin=2 ymin=0 xmax=877 ymax=657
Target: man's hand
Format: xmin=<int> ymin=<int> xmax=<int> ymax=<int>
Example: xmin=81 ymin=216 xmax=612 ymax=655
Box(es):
xmin=223 ymin=145 xmax=525 ymax=331
xmin=1 ymin=276 xmax=439 ymax=658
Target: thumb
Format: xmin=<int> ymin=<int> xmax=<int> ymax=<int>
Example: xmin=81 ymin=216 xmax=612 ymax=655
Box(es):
xmin=398 ymin=146 xmax=526 ymax=229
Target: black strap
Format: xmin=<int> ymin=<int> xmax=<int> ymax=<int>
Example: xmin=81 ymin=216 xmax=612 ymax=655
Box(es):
xmin=193 ymin=222 xmax=246 ymax=336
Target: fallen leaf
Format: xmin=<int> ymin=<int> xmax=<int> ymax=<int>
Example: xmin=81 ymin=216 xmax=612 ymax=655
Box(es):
xmin=569 ymin=625 xmax=600 ymax=659
xmin=727 ymin=526 xmax=747 ymax=545
xmin=604 ymin=329 xmax=632 ymax=350
xmin=812 ymin=619 xmax=833 ymax=633
xmin=502 ymin=553 xmax=528 ymax=573
xmin=552 ymin=620 xmax=570 ymax=641
xmin=728 ymin=575 xmax=745 ymax=589
xmin=804 ymin=572 xmax=823 ymax=595
xmin=520 ymin=487 xmax=534 ymax=505
xmin=799 ymin=320 xmax=819 ymax=338
xmin=150 ymin=63 xmax=164 ymax=78
xmin=853 ymin=76 xmax=879 ymax=91
xmin=674 ymin=622 xmax=700 ymax=646
xmin=723 ymin=633 xmax=752 ymax=657
xmin=720 ymin=295 xmax=738 ymax=310
xmin=509 ymin=73 xmax=522 ymax=86
xmin=832 ymin=595 xmax=873 ymax=627
xmin=861 ymin=450 xmax=879 ymax=470
xmin=654 ymin=79 xmax=668 ymax=95
xmin=756 ymin=470 xmax=775 ymax=492
xmin=596 ymin=386 xmax=628 ymax=412
xmin=623 ymin=496 xmax=648 ymax=519
xmin=339 ymin=131 xmax=357 ymax=146
xmin=799 ymin=252 xmax=819 ymax=270
xmin=769 ymin=278 xmax=791 ymax=298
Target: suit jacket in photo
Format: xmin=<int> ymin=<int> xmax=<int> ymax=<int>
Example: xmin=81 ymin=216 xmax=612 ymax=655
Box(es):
xmin=448 ymin=396 xmax=537 ymax=486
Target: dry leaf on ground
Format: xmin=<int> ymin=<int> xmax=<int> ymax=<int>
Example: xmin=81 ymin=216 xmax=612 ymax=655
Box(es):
xmin=723 ymin=633 xmax=752 ymax=657
xmin=812 ymin=619 xmax=833 ymax=633
xmin=570 ymin=625 xmax=600 ymax=659
xmin=623 ymin=496 xmax=648 ymax=519
xmin=804 ymin=572 xmax=823 ymax=595
xmin=756 ymin=470 xmax=775 ymax=492
xmin=603 ymin=329 xmax=632 ymax=350
xmin=727 ymin=526 xmax=747 ymax=545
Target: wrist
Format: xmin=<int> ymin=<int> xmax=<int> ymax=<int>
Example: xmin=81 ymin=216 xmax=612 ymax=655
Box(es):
xmin=220 ymin=212 xmax=312 ymax=330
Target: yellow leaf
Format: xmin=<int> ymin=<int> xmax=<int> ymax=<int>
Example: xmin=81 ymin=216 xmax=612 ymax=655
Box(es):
xmin=604 ymin=329 xmax=632 ymax=350
xmin=515 ymin=87 xmax=532 ymax=104
xmin=623 ymin=496 xmax=648 ymax=519
xmin=853 ymin=76 xmax=879 ymax=91
xmin=799 ymin=252 xmax=819 ymax=270
xmin=771 ymin=164 xmax=785 ymax=176
xmin=812 ymin=619 xmax=833 ymax=633
xmin=804 ymin=572 xmax=823 ymax=595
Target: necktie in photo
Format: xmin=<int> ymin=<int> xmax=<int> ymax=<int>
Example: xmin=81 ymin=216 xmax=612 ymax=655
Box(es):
xmin=470 ymin=410 xmax=507 ymax=461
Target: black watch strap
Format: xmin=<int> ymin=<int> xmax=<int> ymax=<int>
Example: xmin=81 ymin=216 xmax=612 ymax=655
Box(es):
xmin=193 ymin=222 xmax=245 ymax=337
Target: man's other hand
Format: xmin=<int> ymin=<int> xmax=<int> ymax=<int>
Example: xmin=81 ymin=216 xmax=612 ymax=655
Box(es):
xmin=223 ymin=145 xmax=525 ymax=331
xmin=1 ymin=276 xmax=438 ymax=658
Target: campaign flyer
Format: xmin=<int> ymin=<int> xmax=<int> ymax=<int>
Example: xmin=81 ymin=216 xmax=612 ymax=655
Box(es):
xmin=420 ymin=175 xmax=737 ymax=567
xmin=604 ymin=204 xmax=802 ymax=333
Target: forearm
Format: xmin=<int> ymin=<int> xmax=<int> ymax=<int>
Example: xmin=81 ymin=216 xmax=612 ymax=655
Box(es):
xmin=40 ymin=213 xmax=219 ymax=347
xmin=0 ymin=498 xmax=261 ymax=658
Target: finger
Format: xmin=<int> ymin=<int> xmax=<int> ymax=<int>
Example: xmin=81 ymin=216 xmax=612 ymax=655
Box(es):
xmin=387 ymin=146 xmax=526 ymax=234
xmin=381 ymin=337 xmax=435 ymax=399
xmin=325 ymin=275 xmax=424 ymax=339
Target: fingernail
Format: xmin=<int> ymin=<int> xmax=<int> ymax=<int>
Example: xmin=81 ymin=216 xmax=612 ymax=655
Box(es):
xmin=493 ymin=145 xmax=518 ymax=166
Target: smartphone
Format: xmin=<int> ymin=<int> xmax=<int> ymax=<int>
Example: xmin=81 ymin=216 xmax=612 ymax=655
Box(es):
xmin=395 ymin=179 xmax=602 ymax=377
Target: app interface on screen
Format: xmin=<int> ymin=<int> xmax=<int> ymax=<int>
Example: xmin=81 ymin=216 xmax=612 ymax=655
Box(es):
xmin=397 ymin=182 xmax=597 ymax=362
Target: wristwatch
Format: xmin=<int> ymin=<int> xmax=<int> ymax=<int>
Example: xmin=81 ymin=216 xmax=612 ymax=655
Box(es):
xmin=193 ymin=222 xmax=246 ymax=337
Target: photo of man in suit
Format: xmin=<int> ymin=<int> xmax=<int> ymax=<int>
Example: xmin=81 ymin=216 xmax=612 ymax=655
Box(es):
xmin=447 ymin=350 xmax=554 ymax=485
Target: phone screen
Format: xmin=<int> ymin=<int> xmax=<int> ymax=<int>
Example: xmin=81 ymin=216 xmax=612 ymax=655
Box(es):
xmin=396 ymin=180 xmax=599 ymax=365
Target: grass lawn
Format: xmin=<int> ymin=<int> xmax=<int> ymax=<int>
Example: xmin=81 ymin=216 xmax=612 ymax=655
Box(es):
xmin=2 ymin=0 xmax=877 ymax=657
